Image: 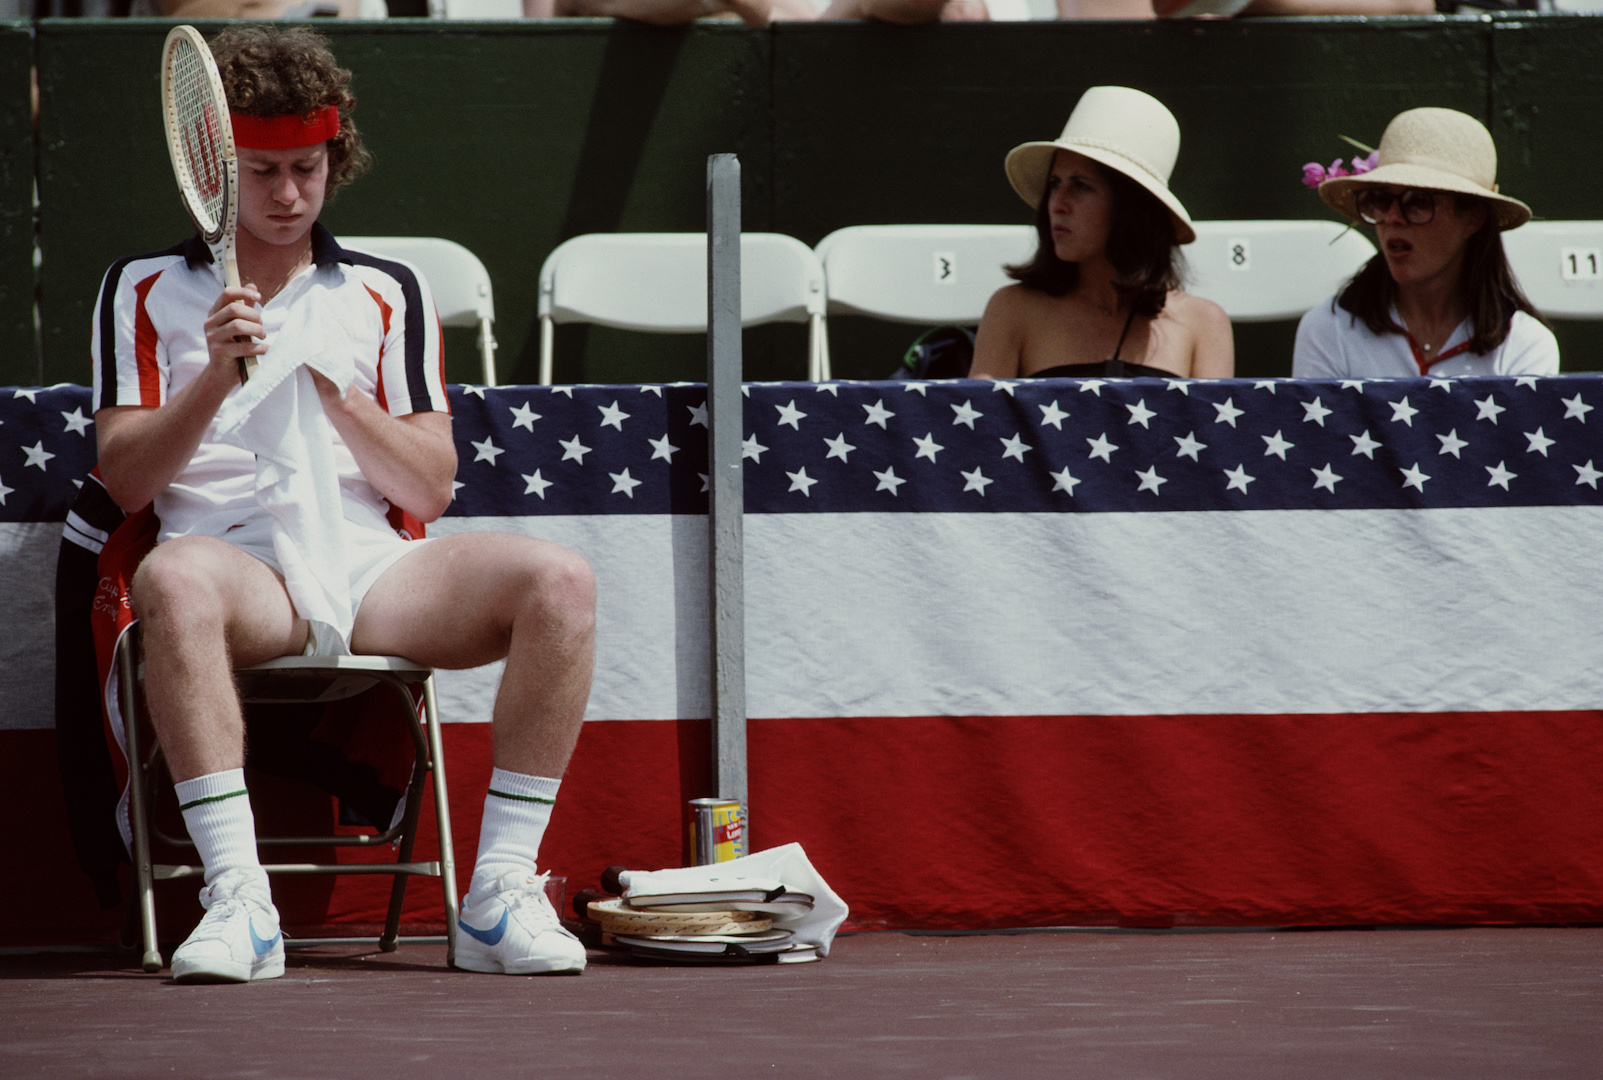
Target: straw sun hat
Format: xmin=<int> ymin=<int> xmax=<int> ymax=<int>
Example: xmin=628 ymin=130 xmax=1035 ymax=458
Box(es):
xmin=1004 ymin=86 xmax=1196 ymax=246
xmin=1318 ymin=107 xmax=1531 ymax=231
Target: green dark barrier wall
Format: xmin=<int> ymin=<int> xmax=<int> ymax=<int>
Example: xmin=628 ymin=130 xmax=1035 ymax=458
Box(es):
xmin=15 ymin=15 xmax=1603 ymax=389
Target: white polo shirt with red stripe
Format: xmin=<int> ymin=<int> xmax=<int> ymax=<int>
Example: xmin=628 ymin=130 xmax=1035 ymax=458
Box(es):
xmin=90 ymin=225 xmax=448 ymax=542
xmin=1292 ymin=297 xmax=1560 ymax=380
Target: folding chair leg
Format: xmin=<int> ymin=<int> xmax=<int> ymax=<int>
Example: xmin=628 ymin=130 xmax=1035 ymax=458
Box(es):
xmin=423 ymin=676 xmax=459 ymax=967
xmin=118 ymin=634 xmax=163 ymax=974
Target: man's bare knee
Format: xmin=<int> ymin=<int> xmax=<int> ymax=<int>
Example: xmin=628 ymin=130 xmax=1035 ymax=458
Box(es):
xmin=131 ymin=541 xmax=227 ymax=630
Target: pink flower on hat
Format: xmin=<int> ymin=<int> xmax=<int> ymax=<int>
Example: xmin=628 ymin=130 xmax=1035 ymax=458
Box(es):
xmin=1350 ymin=150 xmax=1380 ymax=174
xmin=1301 ymin=158 xmax=1355 ymax=188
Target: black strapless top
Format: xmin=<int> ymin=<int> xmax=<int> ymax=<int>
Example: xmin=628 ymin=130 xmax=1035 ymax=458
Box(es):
xmin=1026 ymin=307 xmax=1181 ymax=380
xmin=1030 ymin=360 xmax=1180 ymax=379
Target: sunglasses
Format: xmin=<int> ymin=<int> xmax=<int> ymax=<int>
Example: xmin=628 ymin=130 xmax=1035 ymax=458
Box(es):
xmin=1354 ymin=188 xmax=1437 ymax=226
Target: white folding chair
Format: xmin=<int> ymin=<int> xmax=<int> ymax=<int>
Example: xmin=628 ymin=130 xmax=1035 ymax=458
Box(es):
xmin=343 ymin=236 xmax=500 ymax=386
xmin=536 ymin=232 xmax=828 ymax=384
xmin=814 ymin=223 xmax=1037 ymax=337
xmin=1185 ymin=221 xmax=1377 ymax=322
xmin=118 ymin=632 xmax=459 ymax=973
xmin=1501 ymin=222 xmax=1603 ymax=320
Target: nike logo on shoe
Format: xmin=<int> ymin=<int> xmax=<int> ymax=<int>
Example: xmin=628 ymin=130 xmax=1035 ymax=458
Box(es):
xmin=459 ymin=907 xmax=510 ymax=947
xmin=249 ymin=919 xmax=282 ymax=957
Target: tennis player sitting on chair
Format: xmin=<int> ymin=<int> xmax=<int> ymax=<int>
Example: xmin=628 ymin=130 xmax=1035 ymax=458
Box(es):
xmin=92 ymin=25 xmax=593 ymax=982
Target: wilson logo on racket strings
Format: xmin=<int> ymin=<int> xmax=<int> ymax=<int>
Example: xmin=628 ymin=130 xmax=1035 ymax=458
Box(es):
xmin=183 ymin=102 xmax=225 ymax=202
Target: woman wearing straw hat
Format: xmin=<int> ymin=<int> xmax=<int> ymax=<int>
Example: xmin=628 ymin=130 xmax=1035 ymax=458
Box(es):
xmin=969 ymin=86 xmax=1233 ymax=381
xmin=1293 ymin=107 xmax=1557 ymax=379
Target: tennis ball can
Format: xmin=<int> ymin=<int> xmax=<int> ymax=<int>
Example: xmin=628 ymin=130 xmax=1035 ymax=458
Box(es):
xmin=688 ymin=798 xmax=745 ymax=865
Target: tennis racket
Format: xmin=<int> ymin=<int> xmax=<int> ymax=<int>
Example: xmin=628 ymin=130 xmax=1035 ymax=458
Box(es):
xmin=160 ymin=26 xmax=253 ymax=383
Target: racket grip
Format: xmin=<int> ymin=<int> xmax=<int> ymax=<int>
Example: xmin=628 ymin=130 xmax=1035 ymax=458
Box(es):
xmin=237 ymin=355 xmax=257 ymax=384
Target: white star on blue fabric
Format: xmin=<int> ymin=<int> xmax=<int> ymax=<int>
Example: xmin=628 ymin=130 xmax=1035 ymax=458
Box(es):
xmin=522 ymin=470 xmax=552 ymax=499
xmin=1486 ymin=461 xmax=1516 ymax=490
xmin=1515 ymin=376 xmax=1539 ymax=390
xmin=559 ymin=435 xmax=591 ymax=464
xmin=639 ymin=385 xmax=664 ymax=397
xmin=1135 ymin=466 xmax=1167 ymax=495
xmin=1261 ymin=431 xmax=1294 ymax=460
xmin=1213 ymin=398 xmax=1243 ymax=428
xmin=598 ymin=401 xmax=630 ymax=431
xmin=609 ymin=468 xmax=642 ymax=498
xmin=824 ymin=434 xmax=856 ymax=463
xmin=874 ymin=466 xmax=906 ymax=495
xmin=460 ymin=385 xmax=487 ymax=399
xmin=742 ymin=435 xmax=769 ymax=463
xmin=900 ymin=382 xmax=929 ymax=396
xmin=1051 ymin=467 xmax=1081 ymax=495
xmin=999 ymin=434 xmax=1031 ymax=462
xmin=1350 ymin=431 xmax=1382 ymax=459
xmin=950 ymin=400 xmax=982 ymax=429
xmin=1224 ymin=465 xmax=1254 ymax=494
xmin=471 ymin=437 xmax=504 ymax=465
xmin=1525 ymin=427 xmax=1555 ymax=457
xmin=1086 ymin=433 xmax=1118 ymax=463
xmin=991 ymin=381 xmax=1018 ymax=396
xmin=863 ymin=400 xmax=894 ymax=428
xmin=1302 ymin=398 xmax=1332 ymax=427
xmin=1125 ymin=399 xmax=1155 ymax=429
xmin=1436 ymin=429 xmax=1468 ymax=458
xmin=1166 ymin=379 xmax=1192 ymax=395
xmin=688 ymin=402 xmax=709 ymax=427
xmin=961 ymin=467 xmax=993 ymax=495
xmin=775 ymin=400 xmax=807 ymax=429
xmin=1399 ymin=464 xmax=1430 ymax=492
xmin=1173 ymin=432 xmax=1206 ymax=461
xmin=815 ymin=383 xmax=841 ymax=396
xmin=12 ymin=388 xmax=38 ymax=402
xmin=22 ymin=441 xmax=54 ymax=471
xmin=1574 ymin=460 xmax=1603 ymax=489
xmin=1078 ymin=380 xmax=1106 ymax=397
xmin=1428 ymin=378 xmax=1453 ymax=392
xmin=509 ymin=402 xmax=541 ymax=431
xmin=0 ymin=474 xmax=12 ymax=504
xmin=1253 ymin=380 xmax=1278 ymax=394
xmin=1037 ymin=400 xmax=1069 ymax=430
xmin=1474 ymin=395 xmax=1505 ymax=424
xmin=913 ymin=434 xmax=943 ymax=462
xmin=61 ymin=408 xmax=92 ymax=436
xmin=648 ymin=434 xmax=679 ymax=462
xmin=787 ymin=467 xmax=818 ymax=496
xmin=1311 ymin=464 xmax=1342 ymax=492
xmin=1339 ymin=380 xmax=1365 ymax=391
xmin=1388 ymin=397 xmax=1419 ymax=427
xmin=550 ymin=386 xmax=576 ymax=397
xmin=1562 ymin=393 xmax=1593 ymax=423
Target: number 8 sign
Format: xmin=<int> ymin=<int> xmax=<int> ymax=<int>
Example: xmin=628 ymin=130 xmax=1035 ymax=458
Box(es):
xmin=1226 ymin=238 xmax=1251 ymax=273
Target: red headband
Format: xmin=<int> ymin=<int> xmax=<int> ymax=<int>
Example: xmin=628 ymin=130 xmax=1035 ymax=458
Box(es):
xmin=231 ymin=106 xmax=340 ymax=151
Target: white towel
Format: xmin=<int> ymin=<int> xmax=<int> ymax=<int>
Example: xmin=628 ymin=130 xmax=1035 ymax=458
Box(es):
xmin=214 ymin=297 xmax=357 ymax=656
xmin=619 ymin=842 xmax=850 ymax=956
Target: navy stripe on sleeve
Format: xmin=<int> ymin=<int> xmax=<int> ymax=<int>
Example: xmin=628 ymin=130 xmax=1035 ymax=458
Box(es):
xmin=343 ymin=250 xmax=434 ymax=414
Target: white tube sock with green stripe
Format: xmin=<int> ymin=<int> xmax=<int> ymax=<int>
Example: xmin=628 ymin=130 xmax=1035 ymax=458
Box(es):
xmin=467 ymin=768 xmax=560 ymax=904
xmin=174 ymin=768 xmax=264 ymax=888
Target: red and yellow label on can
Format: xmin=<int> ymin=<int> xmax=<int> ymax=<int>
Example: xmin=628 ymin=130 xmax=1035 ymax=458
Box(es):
xmin=688 ymin=798 xmax=745 ymax=865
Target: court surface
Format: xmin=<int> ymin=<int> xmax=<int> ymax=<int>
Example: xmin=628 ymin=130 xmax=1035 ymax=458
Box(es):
xmin=4 ymin=926 xmax=1600 ymax=1078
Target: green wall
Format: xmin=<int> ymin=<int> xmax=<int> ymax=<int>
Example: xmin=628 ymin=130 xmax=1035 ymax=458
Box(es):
xmin=12 ymin=15 xmax=1603 ymax=388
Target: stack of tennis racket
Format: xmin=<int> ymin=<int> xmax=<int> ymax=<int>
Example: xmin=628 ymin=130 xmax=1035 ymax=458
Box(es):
xmin=578 ymin=868 xmax=819 ymax=964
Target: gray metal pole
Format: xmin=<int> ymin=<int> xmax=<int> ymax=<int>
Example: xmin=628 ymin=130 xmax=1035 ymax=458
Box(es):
xmin=706 ymin=153 xmax=747 ymax=814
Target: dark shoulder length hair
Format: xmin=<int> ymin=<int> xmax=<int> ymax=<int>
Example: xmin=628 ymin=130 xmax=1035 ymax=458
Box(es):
xmin=1336 ymin=194 xmax=1546 ymax=354
xmin=1004 ymin=157 xmax=1185 ymax=319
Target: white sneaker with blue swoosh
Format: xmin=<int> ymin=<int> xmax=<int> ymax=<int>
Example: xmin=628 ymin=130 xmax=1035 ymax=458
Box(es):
xmin=454 ymin=870 xmax=586 ymax=975
xmin=171 ymin=868 xmax=285 ymax=983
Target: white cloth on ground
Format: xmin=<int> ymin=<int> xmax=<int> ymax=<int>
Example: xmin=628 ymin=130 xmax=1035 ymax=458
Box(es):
xmin=618 ymin=843 xmax=849 ymax=956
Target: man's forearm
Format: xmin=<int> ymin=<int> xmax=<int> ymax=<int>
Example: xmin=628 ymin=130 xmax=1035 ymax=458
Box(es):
xmin=315 ymin=377 xmax=457 ymax=523
xmin=95 ymin=363 xmax=239 ymax=512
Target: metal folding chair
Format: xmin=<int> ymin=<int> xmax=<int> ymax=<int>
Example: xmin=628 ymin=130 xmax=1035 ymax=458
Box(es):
xmin=117 ymin=630 xmax=459 ymax=974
